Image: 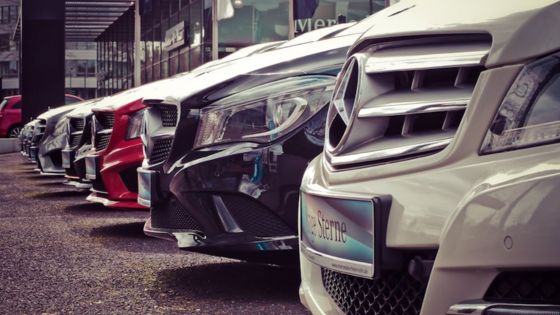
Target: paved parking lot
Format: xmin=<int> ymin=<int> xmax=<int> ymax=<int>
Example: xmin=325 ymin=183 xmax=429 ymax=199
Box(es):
xmin=0 ymin=153 xmax=307 ymax=314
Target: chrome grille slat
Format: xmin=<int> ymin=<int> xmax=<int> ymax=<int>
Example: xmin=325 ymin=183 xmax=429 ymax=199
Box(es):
xmin=327 ymin=36 xmax=489 ymax=168
xmin=95 ymin=133 xmax=111 ymax=150
xmin=92 ymin=112 xmax=113 ymax=151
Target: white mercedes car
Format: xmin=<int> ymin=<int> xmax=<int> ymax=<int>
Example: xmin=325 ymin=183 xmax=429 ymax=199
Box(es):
xmin=299 ymin=0 xmax=560 ymax=314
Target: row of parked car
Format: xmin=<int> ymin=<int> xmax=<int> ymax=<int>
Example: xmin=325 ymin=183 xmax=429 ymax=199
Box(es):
xmin=18 ymin=1 xmax=560 ymax=314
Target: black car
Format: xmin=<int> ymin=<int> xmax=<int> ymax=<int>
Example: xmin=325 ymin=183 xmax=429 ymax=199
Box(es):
xmin=139 ymin=22 xmax=372 ymax=264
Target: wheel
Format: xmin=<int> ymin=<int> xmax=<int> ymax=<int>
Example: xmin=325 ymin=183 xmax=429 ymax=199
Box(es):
xmin=8 ymin=125 xmax=22 ymax=138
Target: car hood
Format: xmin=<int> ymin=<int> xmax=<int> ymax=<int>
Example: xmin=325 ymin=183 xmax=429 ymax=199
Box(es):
xmin=65 ymin=98 xmax=105 ymax=119
xmin=352 ymin=0 xmax=560 ymax=67
xmin=37 ymin=103 xmax=81 ymax=122
xmin=143 ymin=26 xmax=372 ymax=105
xmin=92 ymin=77 xmax=180 ymax=112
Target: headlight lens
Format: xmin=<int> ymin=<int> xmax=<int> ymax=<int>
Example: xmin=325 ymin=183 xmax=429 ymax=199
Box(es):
xmin=480 ymin=54 xmax=560 ymax=154
xmin=126 ymin=109 xmax=145 ymax=140
xmin=193 ymin=76 xmax=335 ymax=148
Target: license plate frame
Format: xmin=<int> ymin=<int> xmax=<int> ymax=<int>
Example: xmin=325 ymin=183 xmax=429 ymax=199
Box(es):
xmin=300 ymin=192 xmax=382 ymax=279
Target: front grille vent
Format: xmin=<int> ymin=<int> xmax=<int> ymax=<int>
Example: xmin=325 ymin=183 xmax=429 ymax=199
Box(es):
xmin=160 ymin=105 xmax=178 ymax=127
xmin=327 ymin=35 xmax=490 ymax=168
xmin=69 ymin=134 xmax=81 ymax=147
xmin=485 ymin=271 xmax=560 ymax=304
xmin=70 ymin=118 xmax=85 ymax=131
xmin=94 ymin=133 xmax=111 ymax=150
xmin=149 ymin=137 xmax=173 ymax=164
xmin=322 ymin=268 xmax=424 ymax=315
xmin=96 ymin=112 xmax=115 ymax=129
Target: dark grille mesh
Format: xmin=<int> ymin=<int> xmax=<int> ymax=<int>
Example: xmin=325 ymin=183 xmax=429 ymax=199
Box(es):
xmin=220 ymin=194 xmax=294 ymax=237
xmin=149 ymin=137 xmax=173 ymax=164
xmin=151 ymin=197 xmax=203 ymax=230
xmin=69 ymin=134 xmax=81 ymax=147
xmin=321 ymin=268 xmax=425 ymax=315
xmin=485 ymin=271 xmax=560 ymax=304
xmin=94 ymin=133 xmax=111 ymax=150
xmin=70 ymin=118 xmax=85 ymax=131
xmin=160 ymin=105 xmax=178 ymax=127
xmin=96 ymin=112 xmax=115 ymax=129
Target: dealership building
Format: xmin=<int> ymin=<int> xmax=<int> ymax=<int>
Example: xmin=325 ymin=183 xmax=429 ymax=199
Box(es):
xmin=18 ymin=0 xmax=392 ymax=119
xmin=94 ymin=0 xmax=390 ymax=96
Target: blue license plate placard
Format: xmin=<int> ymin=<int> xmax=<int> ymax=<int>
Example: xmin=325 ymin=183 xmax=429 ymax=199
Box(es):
xmin=301 ymin=192 xmax=375 ymax=278
xmin=137 ymin=168 xmax=155 ymax=207
xmin=61 ymin=150 xmax=72 ymax=169
xmin=85 ymin=156 xmax=97 ymax=180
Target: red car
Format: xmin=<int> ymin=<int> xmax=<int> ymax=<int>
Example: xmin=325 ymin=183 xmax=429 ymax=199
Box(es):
xmin=84 ymin=90 xmax=147 ymax=209
xmin=0 ymin=94 xmax=84 ymax=138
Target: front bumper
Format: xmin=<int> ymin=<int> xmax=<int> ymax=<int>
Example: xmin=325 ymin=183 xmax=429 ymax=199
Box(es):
xmin=143 ymin=134 xmax=322 ymax=261
xmin=144 ymin=218 xmax=298 ymax=264
xmin=85 ymin=140 xmax=146 ymax=209
xmin=299 ymin=147 xmax=560 ymax=315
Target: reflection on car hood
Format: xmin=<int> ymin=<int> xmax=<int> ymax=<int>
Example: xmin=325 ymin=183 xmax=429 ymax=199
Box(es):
xmin=64 ymin=98 xmax=106 ymax=118
xmin=353 ymin=0 xmax=560 ymax=67
xmin=37 ymin=103 xmax=81 ymax=121
xmin=144 ymin=33 xmax=360 ymax=104
xmin=93 ymin=77 xmax=179 ymax=112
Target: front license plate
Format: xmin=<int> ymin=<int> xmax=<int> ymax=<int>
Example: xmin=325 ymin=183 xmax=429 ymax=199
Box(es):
xmin=30 ymin=146 xmax=38 ymax=162
xmin=301 ymin=192 xmax=375 ymax=278
xmin=85 ymin=156 xmax=97 ymax=180
xmin=61 ymin=150 xmax=72 ymax=169
xmin=137 ymin=168 xmax=156 ymax=207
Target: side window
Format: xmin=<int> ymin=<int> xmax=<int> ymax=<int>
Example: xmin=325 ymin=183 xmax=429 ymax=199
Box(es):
xmin=11 ymin=101 xmax=21 ymax=109
xmin=65 ymin=96 xmax=80 ymax=104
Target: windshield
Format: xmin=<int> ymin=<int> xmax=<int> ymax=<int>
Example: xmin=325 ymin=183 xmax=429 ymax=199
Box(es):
xmin=0 ymin=99 xmax=8 ymax=111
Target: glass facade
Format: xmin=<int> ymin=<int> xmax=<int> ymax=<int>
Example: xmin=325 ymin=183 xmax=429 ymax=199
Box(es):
xmin=96 ymin=0 xmax=388 ymax=95
xmin=96 ymin=8 xmax=135 ymax=96
xmin=141 ymin=0 xmax=212 ymax=83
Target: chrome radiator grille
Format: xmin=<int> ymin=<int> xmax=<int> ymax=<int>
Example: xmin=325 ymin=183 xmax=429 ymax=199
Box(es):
xmin=92 ymin=112 xmax=113 ymax=151
xmin=143 ymin=102 xmax=180 ymax=166
xmin=326 ymin=35 xmax=490 ymax=168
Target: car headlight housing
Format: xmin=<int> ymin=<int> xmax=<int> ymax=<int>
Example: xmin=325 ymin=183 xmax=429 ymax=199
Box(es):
xmin=193 ymin=75 xmax=335 ymax=148
xmin=126 ymin=109 xmax=145 ymax=140
xmin=480 ymin=53 xmax=560 ymax=154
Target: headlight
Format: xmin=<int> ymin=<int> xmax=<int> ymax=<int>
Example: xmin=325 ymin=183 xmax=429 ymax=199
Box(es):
xmin=480 ymin=53 xmax=560 ymax=154
xmin=126 ymin=108 xmax=145 ymax=140
xmin=193 ymin=76 xmax=335 ymax=148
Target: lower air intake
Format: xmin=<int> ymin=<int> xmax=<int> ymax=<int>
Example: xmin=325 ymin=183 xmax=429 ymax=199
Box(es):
xmin=151 ymin=197 xmax=203 ymax=231
xmin=485 ymin=271 xmax=560 ymax=304
xmin=321 ymin=268 xmax=424 ymax=315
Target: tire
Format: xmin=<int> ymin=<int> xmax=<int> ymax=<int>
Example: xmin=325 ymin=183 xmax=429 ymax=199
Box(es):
xmin=8 ymin=125 xmax=22 ymax=138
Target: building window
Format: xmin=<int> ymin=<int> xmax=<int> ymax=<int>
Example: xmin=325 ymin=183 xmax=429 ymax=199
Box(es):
xmin=217 ymin=0 xmax=290 ymax=57
xmin=0 ymin=5 xmax=17 ymax=24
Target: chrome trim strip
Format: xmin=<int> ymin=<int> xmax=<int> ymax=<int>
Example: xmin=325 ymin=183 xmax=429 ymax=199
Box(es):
xmin=329 ymin=138 xmax=451 ymax=167
xmin=358 ymin=99 xmax=468 ymax=118
xmin=366 ymin=49 xmax=488 ymax=73
xmin=447 ymin=300 xmax=560 ymax=315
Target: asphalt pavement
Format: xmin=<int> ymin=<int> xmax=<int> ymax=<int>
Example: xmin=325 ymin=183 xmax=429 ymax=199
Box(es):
xmin=0 ymin=152 xmax=308 ymax=314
